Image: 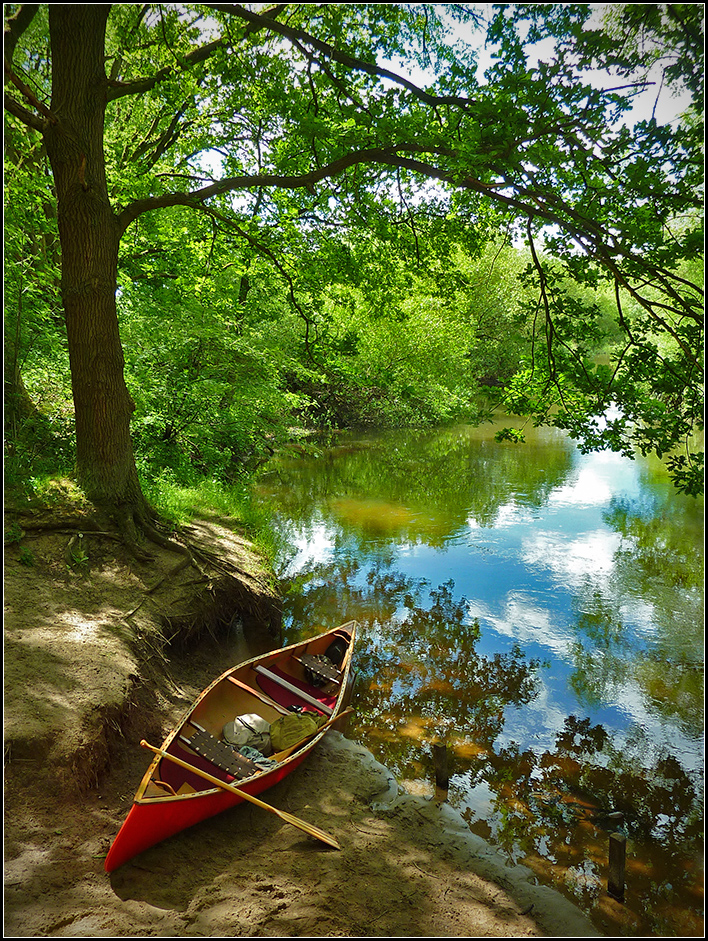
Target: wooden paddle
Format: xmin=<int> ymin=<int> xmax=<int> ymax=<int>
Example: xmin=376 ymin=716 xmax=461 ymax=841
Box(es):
xmin=140 ymin=739 xmax=341 ymax=849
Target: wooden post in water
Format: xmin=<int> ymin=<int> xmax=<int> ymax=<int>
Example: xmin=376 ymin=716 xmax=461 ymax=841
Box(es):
xmin=433 ymin=741 xmax=449 ymax=802
xmin=608 ymin=832 xmax=626 ymax=901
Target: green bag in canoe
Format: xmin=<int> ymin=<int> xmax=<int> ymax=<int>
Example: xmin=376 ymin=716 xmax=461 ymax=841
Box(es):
xmin=270 ymin=711 xmax=327 ymax=751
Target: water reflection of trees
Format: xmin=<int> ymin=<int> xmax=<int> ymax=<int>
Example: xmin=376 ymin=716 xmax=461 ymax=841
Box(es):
xmin=282 ymin=558 xmax=703 ymax=936
xmin=565 ymin=489 xmax=705 ymax=737
xmin=267 ymin=424 xmax=704 ymax=936
xmin=466 ymin=715 xmax=703 ymax=933
xmin=260 ymin=424 xmax=574 ymax=545
xmin=283 ymin=560 xmax=541 ymax=776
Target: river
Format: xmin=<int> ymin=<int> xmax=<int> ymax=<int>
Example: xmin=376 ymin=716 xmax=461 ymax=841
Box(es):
xmin=252 ymin=417 xmax=704 ymax=937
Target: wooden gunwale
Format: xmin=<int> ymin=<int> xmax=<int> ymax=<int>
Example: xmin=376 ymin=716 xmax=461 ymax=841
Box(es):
xmin=133 ymin=622 xmax=356 ymax=806
xmin=104 ymin=622 xmax=356 ymax=872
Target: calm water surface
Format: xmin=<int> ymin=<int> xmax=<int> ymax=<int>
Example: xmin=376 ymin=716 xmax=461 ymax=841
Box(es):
xmin=252 ymin=419 xmax=704 ymax=937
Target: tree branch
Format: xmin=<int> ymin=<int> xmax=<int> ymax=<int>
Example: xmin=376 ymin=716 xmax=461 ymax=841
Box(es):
xmin=116 ymin=136 xmax=701 ymax=364
xmin=4 ymin=4 xmax=54 ymax=130
xmin=106 ymin=38 xmax=224 ymax=101
xmin=3 ymin=3 xmax=40 ymax=64
xmin=105 ymin=3 xmax=292 ymax=103
xmin=4 ymin=62 xmax=57 ymax=128
xmin=4 ymin=89 xmax=45 ymax=131
xmin=203 ymin=3 xmax=476 ymax=110
xmin=115 ymin=147 xmax=415 ymax=231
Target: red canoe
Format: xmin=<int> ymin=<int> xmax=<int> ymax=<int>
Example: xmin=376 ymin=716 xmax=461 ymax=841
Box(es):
xmin=104 ymin=621 xmax=357 ymax=872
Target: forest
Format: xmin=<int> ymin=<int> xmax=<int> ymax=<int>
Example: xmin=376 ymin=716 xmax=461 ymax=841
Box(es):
xmin=4 ymin=3 xmax=704 ymax=552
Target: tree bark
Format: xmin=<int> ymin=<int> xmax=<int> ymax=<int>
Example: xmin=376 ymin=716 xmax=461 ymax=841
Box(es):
xmin=43 ymin=6 xmax=148 ymax=525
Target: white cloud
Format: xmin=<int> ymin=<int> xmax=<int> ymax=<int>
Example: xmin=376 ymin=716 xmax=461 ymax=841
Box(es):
xmin=522 ymin=528 xmax=622 ymax=583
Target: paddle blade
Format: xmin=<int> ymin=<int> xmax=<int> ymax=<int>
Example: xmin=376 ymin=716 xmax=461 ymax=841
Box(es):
xmin=278 ymin=809 xmax=341 ymax=849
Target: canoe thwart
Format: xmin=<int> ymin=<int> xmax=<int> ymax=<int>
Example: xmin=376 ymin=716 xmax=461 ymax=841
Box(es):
xmin=255 ymin=665 xmax=334 ymax=716
xmin=226 ymin=675 xmax=290 ymax=715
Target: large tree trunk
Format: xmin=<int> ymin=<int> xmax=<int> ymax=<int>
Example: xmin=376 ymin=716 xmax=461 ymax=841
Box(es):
xmin=44 ymin=6 xmax=150 ymax=534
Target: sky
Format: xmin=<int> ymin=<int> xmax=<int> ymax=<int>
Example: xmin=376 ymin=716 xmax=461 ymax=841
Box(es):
xmin=389 ymin=3 xmax=693 ymax=128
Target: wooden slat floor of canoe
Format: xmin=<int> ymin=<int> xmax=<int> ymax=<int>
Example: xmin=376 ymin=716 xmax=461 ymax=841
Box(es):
xmin=296 ymin=654 xmax=342 ymax=685
xmin=157 ymin=740 xmax=237 ymax=794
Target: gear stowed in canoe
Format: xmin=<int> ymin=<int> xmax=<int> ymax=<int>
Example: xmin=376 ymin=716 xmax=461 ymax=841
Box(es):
xmin=104 ymin=622 xmax=357 ymax=873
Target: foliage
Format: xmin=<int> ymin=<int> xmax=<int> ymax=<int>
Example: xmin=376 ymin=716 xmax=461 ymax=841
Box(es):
xmin=287 ymin=229 xmax=530 ymax=428
xmin=3 ymin=110 xmax=73 ymax=486
xmin=3 ymin=2 xmax=703 ymax=503
xmin=118 ymin=208 xmax=307 ymax=483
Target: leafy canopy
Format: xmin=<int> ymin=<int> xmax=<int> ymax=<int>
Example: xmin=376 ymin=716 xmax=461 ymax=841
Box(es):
xmin=4 ymin=3 xmax=703 ymax=495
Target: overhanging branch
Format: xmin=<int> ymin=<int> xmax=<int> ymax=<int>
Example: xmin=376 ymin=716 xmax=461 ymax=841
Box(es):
xmin=115 ymin=147 xmax=427 ymax=232
xmin=116 ymin=140 xmax=702 ymax=364
xmin=203 ymin=3 xmax=476 ymax=111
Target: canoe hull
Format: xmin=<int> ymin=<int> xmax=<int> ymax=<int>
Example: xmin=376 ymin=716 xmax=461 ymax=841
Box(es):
xmin=104 ymin=744 xmax=311 ymax=873
xmin=104 ymin=622 xmax=356 ymax=873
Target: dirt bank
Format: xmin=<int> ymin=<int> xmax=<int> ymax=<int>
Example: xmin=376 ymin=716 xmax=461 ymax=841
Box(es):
xmin=3 ymin=500 xmax=600 ymax=937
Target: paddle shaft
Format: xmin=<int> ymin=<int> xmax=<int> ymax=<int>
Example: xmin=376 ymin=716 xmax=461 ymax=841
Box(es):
xmin=140 ymin=740 xmax=341 ymax=849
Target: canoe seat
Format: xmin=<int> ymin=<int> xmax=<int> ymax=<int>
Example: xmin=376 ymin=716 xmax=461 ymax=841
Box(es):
xmin=182 ymin=728 xmax=260 ymax=780
xmin=298 ymin=654 xmax=341 ymax=685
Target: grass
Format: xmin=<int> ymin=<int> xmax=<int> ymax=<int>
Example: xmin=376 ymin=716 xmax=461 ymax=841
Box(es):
xmin=4 ymin=445 xmax=284 ymax=569
xmin=142 ymin=473 xmax=285 ymax=566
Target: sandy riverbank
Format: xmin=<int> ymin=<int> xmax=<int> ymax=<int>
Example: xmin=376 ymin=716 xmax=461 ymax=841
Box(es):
xmin=4 ymin=503 xmax=600 ymax=937
xmin=4 ymin=726 xmax=601 ymax=937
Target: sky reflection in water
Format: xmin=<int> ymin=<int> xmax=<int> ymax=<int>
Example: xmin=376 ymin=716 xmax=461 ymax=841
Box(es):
xmin=254 ymin=421 xmax=704 ymax=936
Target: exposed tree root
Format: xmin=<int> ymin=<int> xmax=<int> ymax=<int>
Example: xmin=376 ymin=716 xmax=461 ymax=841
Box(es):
xmin=6 ymin=490 xmax=283 ymax=646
